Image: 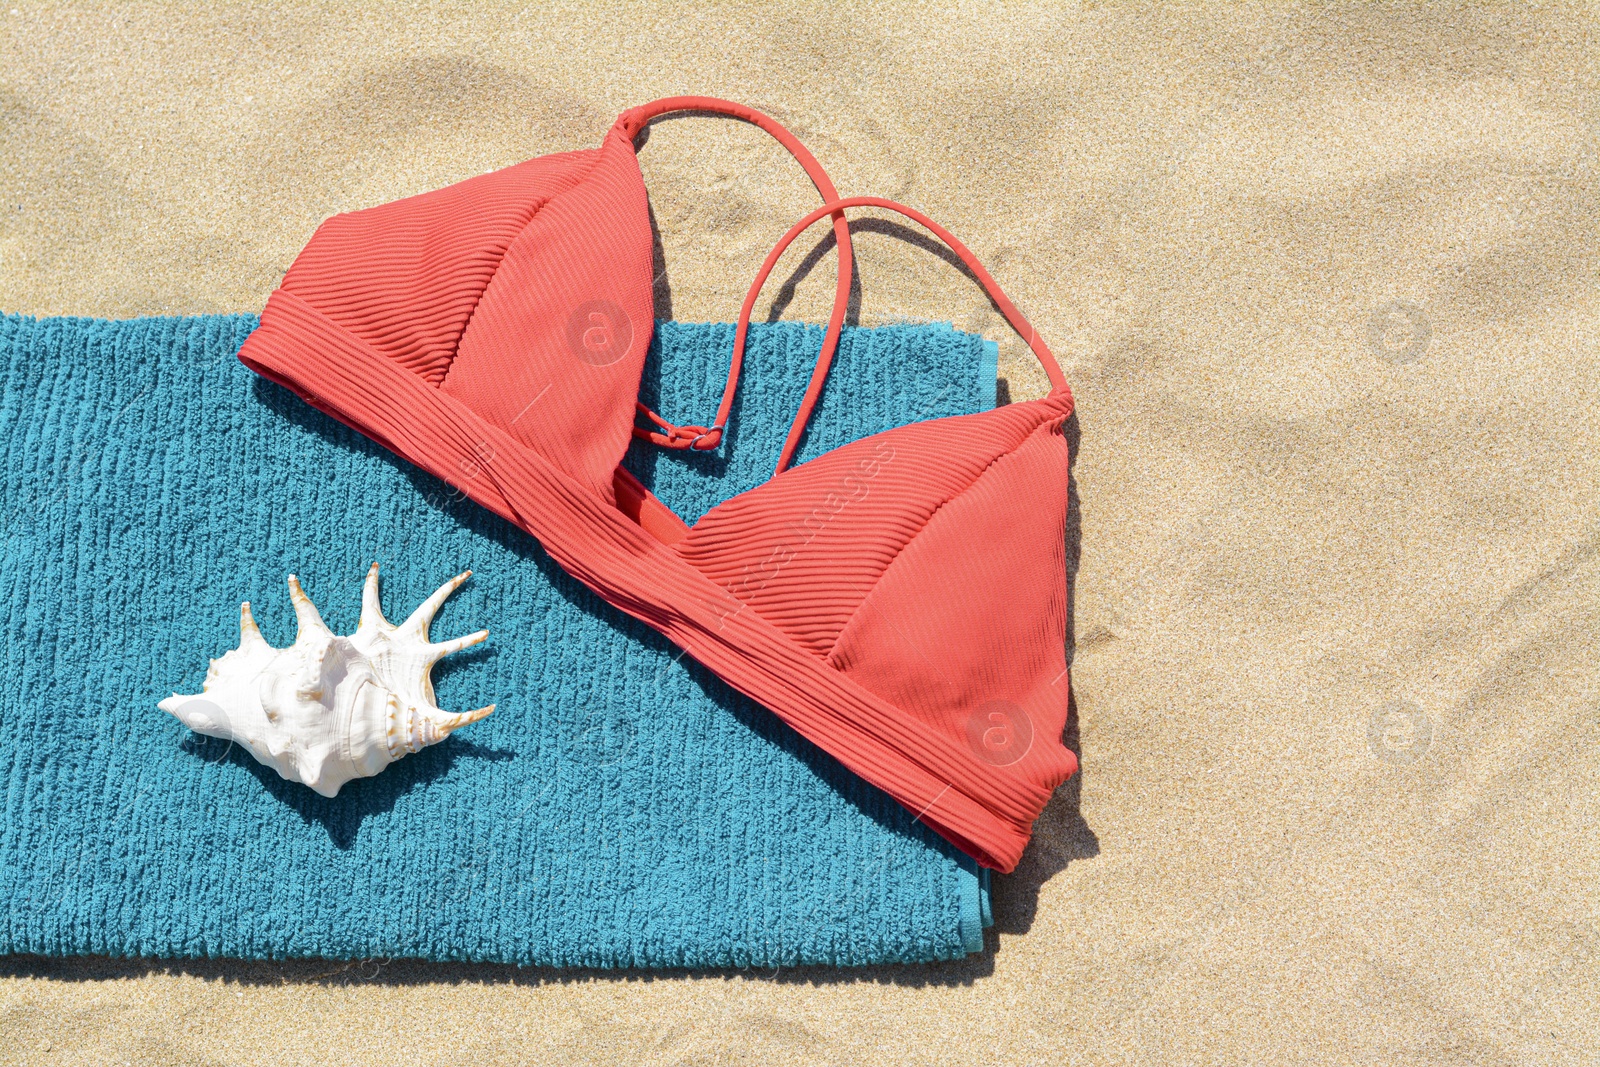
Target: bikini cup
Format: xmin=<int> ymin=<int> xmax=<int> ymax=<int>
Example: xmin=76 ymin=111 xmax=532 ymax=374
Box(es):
xmin=237 ymin=97 xmax=1077 ymax=871
xmin=657 ymin=197 xmax=1079 ymax=871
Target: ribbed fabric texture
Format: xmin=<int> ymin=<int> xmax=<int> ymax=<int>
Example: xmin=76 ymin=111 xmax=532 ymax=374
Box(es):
xmin=287 ymin=149 xmax=597 ymax=388
xmin=0 ymin=312 xmax=996 ymax=967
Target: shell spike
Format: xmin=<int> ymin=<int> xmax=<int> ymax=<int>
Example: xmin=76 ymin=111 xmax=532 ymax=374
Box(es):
xmin=429 ymin=629 xmax=489 ymax=664
xmin=357 ymin=561 xmax=389 ymax=633
xmin=238 ymin=601 xmax=270 ymax=650
xmin=286 ymin=574 xmax=332 ymax=639
xmin=401 ymin=569 xmax=471 ymax=639
xmin=159 ymin=693 xmax=227 ymax=737
xmin=431 ymin=704 xmax=496 ymax=739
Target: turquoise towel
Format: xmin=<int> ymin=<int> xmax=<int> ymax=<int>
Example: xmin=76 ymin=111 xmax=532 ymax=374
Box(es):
xmin=0 ymin=313 xmax=997 ymax=967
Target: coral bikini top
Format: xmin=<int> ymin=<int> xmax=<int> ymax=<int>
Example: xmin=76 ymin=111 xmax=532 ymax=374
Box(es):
xmin=238 ymin=96 xmax=1077 ymax=872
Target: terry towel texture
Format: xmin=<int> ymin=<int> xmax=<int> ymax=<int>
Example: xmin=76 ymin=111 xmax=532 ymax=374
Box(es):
xmin=0 ymin=312 xmax=1001 ymax=968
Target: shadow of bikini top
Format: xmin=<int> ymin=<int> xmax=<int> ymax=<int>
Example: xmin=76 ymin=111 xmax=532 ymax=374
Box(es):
xmin=239 ymin=96 xmax=1077 ymax=872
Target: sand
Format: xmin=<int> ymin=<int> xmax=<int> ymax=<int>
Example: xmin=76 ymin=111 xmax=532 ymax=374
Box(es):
xmin=2 ymin=2 xmax=1597 ymax=1063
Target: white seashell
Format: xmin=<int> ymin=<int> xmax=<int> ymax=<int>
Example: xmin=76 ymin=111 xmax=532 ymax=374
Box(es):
xmin=160 ymin=564 xmax=494 ymax=797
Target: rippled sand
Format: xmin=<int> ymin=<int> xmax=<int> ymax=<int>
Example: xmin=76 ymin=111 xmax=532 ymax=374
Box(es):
xmin=2 ymin=3 xmax=1596 ymax=1064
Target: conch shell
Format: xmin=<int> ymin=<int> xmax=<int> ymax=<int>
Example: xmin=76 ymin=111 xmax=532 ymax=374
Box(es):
xmin=160 ymin=565 xmax=494 ymax=796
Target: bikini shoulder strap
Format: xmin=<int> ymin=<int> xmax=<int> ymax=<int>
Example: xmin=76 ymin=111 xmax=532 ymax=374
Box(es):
xmin=733 ymin=195 xmax=1070 ymax=476
xmin=615 ymin=97 xmax=853 ymax=454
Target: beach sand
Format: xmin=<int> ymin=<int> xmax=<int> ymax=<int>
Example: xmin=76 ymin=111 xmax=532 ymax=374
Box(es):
xmin=3 ymin=3 xmax=1597 ymax=1063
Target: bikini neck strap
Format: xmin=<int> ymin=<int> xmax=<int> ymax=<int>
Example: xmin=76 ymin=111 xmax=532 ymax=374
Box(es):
xmin=616 ymin=97 xmax=853 ymax=455
xmin=737 ymin=196 xmax=1070 ymax=475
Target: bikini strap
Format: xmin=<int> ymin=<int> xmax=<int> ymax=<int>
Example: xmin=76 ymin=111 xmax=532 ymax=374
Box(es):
xmin=735 ymin=196 xmax=1069 ymax=475
xmin=616 ymin=97 xmax=853 ymax=453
